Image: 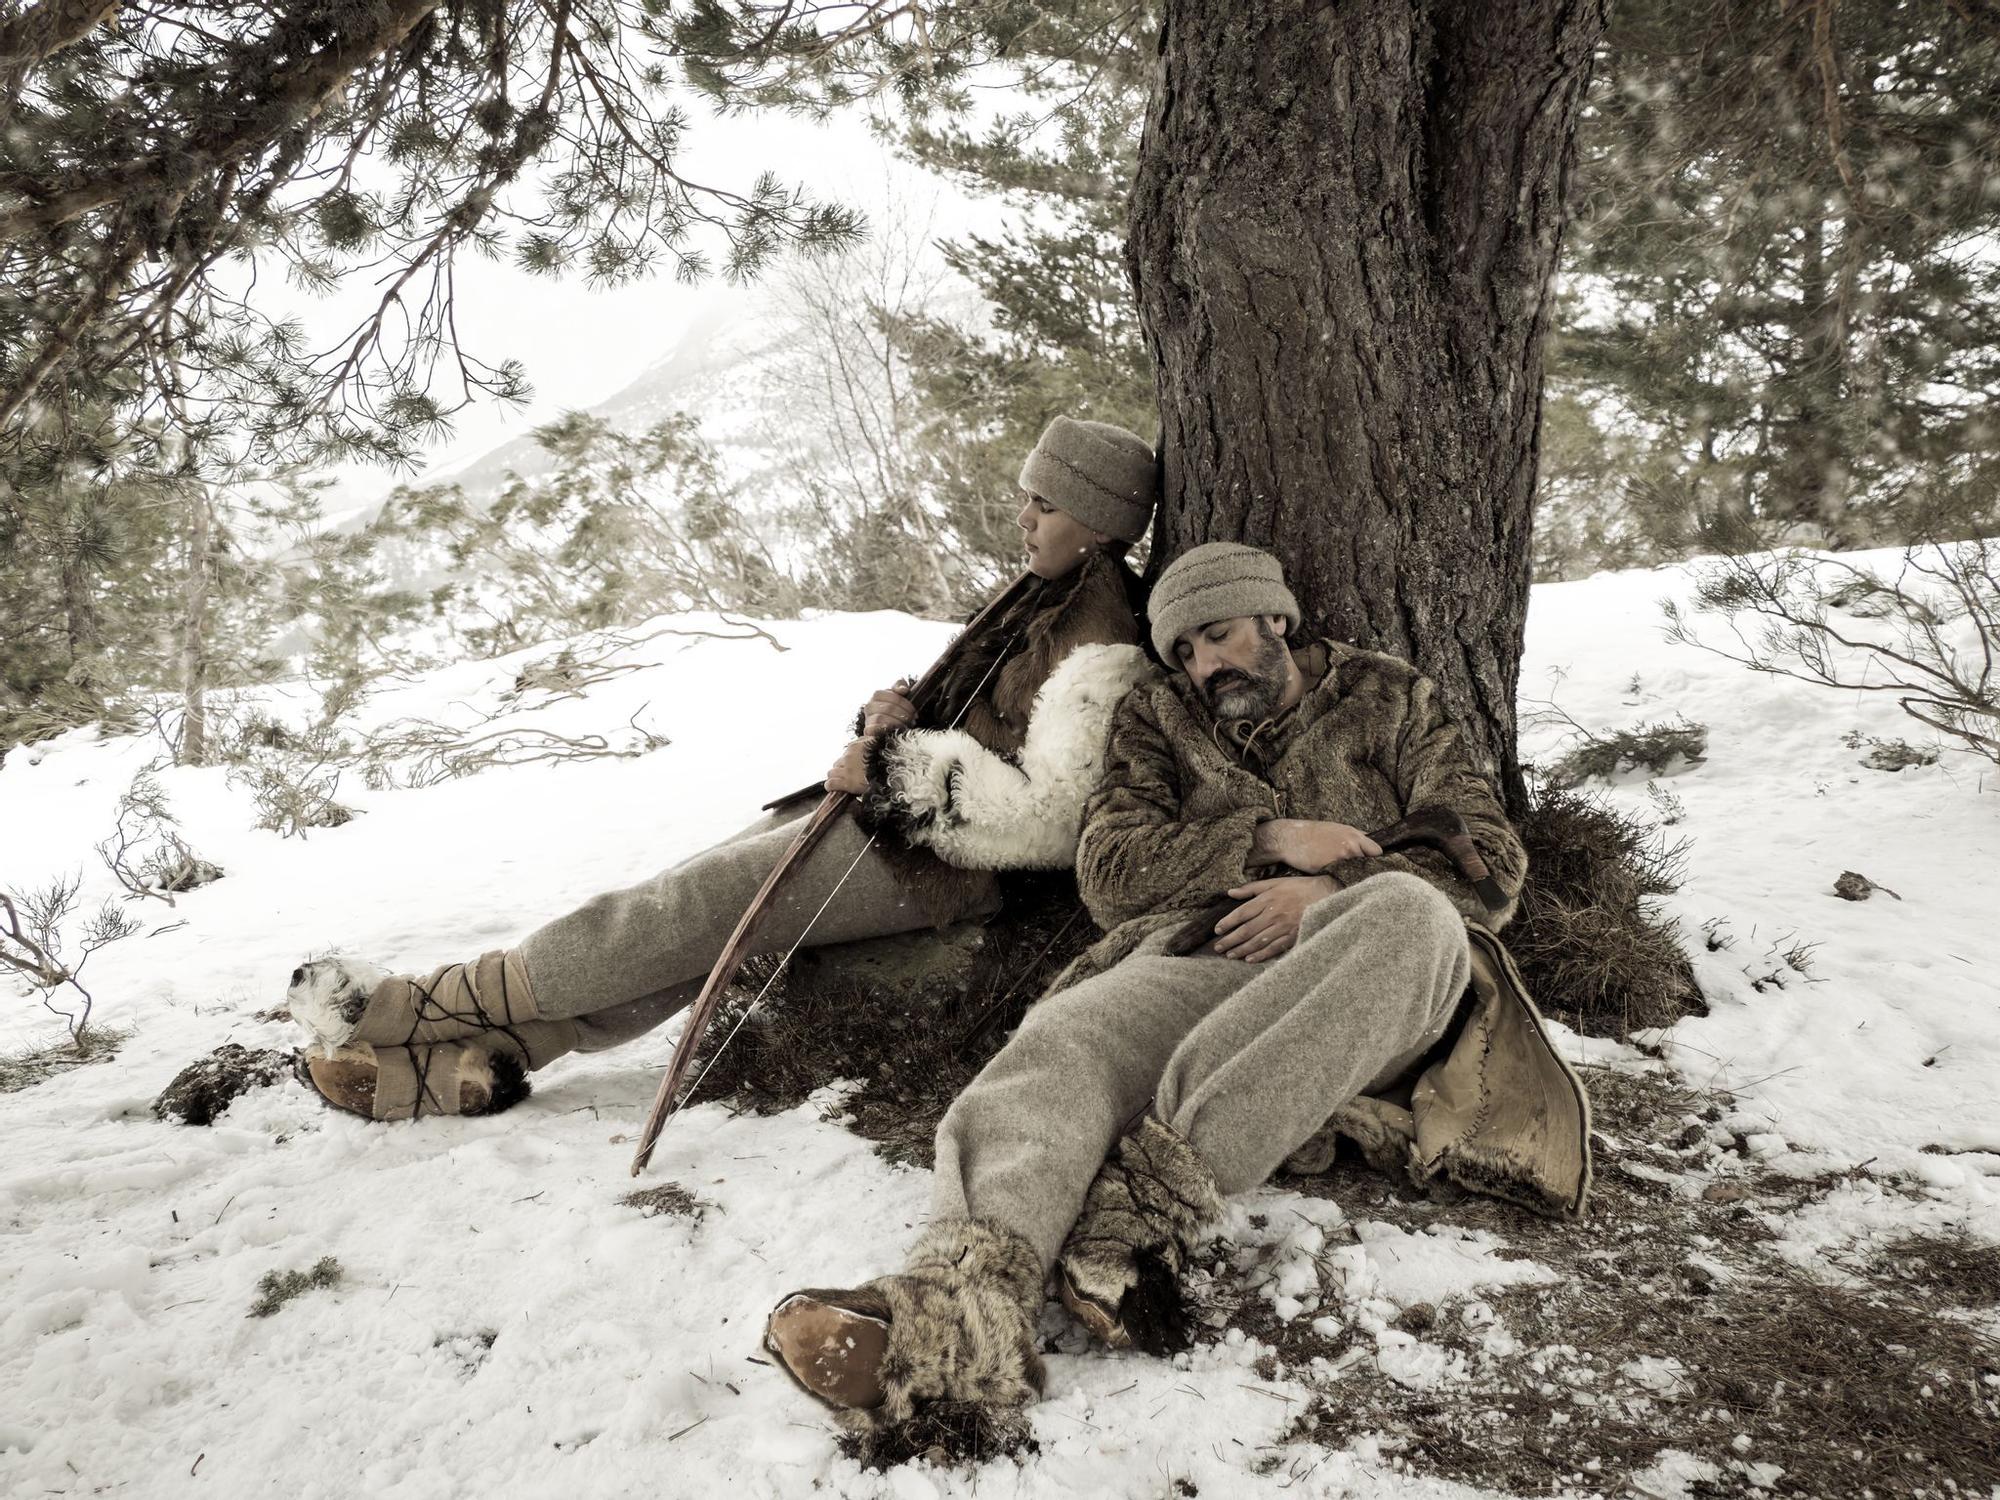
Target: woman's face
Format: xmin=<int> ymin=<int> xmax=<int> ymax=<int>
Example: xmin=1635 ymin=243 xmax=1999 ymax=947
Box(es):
xmin=1016 ymin=493 xmax=1109 ymax=579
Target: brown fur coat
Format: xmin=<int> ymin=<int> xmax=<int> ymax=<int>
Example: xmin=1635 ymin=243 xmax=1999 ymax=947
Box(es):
xmin=1068 ymin=639 xmax=1527 ymax=976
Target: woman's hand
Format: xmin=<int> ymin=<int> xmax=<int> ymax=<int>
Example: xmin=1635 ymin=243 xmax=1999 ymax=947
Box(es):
xmin=859 ymin=681 xmax=917 ymax=737
xmin=824 ymin=739 xmax=872 ymax=795
xmin=1210 ymin=875 xmax=1340 ymax=962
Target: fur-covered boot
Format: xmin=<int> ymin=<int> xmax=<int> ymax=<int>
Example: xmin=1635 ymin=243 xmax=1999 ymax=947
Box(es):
xmin=765 ymin=1218 xmax=1046 ymax=1445
xmin=297 ymin=1019 xmax=576 ymax=1121
xmin=1056 ymin=1116 xmax=1224 ymax=1355
xmin=287 ymin=950 xmax=545 ymax=1049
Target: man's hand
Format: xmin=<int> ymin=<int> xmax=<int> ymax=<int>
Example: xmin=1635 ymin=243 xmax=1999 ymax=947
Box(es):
xmin=824 ymin=738 xmax=872 ymax=795
xmin=859 ymin=680 xmax=917 ymax=738
xmin=1250 ymin=818 xmax=1382 ymax=873
xmin=1210 ymin=875 xmax=1340 ymax=962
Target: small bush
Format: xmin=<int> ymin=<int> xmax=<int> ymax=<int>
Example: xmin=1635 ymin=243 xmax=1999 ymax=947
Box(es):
xmin=0 ymin=1025 xmax=128 ymax=1094
xmin=2 ymin=878 xmax=139 ymax=1043
xmin=1667 ymin=543 xmax=1999 ymax=766
xmin=1545 ymin=717 xmax=1708 ymax=790
xmin=1509 ymin=788 xmax=1704 ymax=1037
xmin=249 ymin=1256 xmax=343 ymax=1318
xmin=1841 ymin=730 xmax=1939 ymax=772
xmin=98 ymin=768 xmax=224 ymax=904
xmin=231 ymin=757 xmax=355 ymax=838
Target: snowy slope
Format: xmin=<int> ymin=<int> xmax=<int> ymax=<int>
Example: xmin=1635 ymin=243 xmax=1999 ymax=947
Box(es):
xmin=2 ymin=553 xmax=1996 ymax=1499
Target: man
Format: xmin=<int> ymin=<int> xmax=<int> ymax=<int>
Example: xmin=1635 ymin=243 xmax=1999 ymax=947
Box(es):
xmin=764 ymin=542 xmax=1590 ymax=1437
xmin=284 ymin=417 xmax=1158 ymax=1121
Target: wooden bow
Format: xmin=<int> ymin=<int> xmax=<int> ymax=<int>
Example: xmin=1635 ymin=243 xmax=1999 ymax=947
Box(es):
xmin=630 ymin=570 xmax=1041 ymax=1174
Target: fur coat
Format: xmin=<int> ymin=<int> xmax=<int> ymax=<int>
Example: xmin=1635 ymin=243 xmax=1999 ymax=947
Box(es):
xmin=1055 ymin=641 xmax=1592 ymax=1218
xmin=852 ymin=552 xmax=1151 ymax=922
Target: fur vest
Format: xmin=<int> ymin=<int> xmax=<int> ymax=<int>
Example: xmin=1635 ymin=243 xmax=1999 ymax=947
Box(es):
xmin=1053 ymin=641 xmax=1591 ymax=1218
xmin=852 ymin=552 xmax=1149 ymax=923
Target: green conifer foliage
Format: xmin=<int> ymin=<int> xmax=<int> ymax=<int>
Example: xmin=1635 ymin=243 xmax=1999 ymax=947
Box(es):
xmin=1544 ymin=0 xmax=2000 ymax=573
xmin=880 ymin=3 xmax=1156 ymax=563
xmin=0 ymin=0 xmax=1053 ymax=473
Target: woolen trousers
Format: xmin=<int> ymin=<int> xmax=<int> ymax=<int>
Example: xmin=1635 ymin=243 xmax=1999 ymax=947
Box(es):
xmin=509 ymin=807 xmax=999 ymax=1055
xmin=928 ymin=871 xmax=1472 ymax=1269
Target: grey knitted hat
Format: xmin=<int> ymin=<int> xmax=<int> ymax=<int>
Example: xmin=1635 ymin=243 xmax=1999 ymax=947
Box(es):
xmin=1148 ymin=542 xmax=1301 ymax=662
xmin=1017 ymin=417 xmax=1156 ymax=542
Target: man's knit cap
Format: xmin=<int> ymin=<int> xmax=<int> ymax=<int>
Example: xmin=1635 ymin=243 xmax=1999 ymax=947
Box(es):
xmin=1148 ymin=542 xmax=1301 ymax=662
xmin=1018 ymin=417 xmax=1156 ymax=542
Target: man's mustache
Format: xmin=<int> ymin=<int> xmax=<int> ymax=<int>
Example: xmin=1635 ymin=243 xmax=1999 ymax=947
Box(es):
xmin=1203 ymin=669 xmax=1251 ymax=700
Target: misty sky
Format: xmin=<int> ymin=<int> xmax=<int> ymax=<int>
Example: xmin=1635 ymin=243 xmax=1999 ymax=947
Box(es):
xmin=303 ymin=101 xmax=999 ymax=507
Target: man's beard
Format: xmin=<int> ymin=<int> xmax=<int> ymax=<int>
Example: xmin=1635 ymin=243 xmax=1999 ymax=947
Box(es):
xmin=1200 ymin=625 xmax=1290 ymax=721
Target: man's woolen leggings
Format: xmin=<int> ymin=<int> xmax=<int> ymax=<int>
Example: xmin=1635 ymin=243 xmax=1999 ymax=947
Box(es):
xmin=929 ymin=871 xmax=1472 ymax=1269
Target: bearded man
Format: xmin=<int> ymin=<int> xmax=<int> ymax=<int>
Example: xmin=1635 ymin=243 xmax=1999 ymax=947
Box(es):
xmin=762 ymin=542 xmax=1590 ymax=1437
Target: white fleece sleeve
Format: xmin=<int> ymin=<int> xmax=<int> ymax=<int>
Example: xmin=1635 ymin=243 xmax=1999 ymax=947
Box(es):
xmin=871 ymin=643 xmax=1157 ymax=870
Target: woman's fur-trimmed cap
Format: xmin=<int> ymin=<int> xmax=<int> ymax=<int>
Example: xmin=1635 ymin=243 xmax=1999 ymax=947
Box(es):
xmin=1018 ymin=417 xmax=1156 ymax=542
xmin=1148 ymin=542 xmax=1301 ymax=661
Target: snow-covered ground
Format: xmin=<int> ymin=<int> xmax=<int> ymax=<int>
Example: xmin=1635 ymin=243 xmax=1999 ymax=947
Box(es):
xmin=2 ymin=552 xmax=1996 ymax=1499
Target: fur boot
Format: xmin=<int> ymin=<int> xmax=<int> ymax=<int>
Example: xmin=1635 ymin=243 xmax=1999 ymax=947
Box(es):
xmin=298 ymin=1020 xmax=574 ymax=1121
xmin=765 ymin=1217 xmax=1046 ymax=1442
xmin=288 ymin=950 xmax=543 ymax=1049
xmin=1056 ymin=1117 xmax=1223 ymax=1355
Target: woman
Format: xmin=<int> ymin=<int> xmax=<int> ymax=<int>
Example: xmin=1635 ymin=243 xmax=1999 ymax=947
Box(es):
xmin=288 ymin=416 xmax=1158 ymax=1120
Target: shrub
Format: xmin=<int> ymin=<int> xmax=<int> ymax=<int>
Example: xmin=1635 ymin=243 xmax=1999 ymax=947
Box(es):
xmin=248 ymin=1257 xmax=343 ymax=1318
xmin=1508 ymin=788 xmax=1704 ymax=1038
xmin=1665 ymin=542 xmax=1998 ymax=766
xmin=1544 ymin=717 xmax=1708 ymax=790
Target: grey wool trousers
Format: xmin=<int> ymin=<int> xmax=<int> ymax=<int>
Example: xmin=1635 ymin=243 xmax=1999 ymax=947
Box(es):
xmin=929 ymin=871 xmax=1473 ymax=1269
xmin=511 ymin=808 xmax=1000 ymax=1053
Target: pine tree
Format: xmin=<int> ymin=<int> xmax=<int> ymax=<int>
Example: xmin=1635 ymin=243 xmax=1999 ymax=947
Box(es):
xmin=882 ymin=2 xmax=1155 ymax=553
xmin=1 ymin=0 xmax=1025 ymax=474
xmin=1547 ymin=0 xmax=2000 ymax=567
xmin=369 ymin=409 xmax=798 ymax=658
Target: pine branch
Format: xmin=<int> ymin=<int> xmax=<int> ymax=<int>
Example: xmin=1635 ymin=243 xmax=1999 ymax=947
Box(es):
xmin=0 ymin=0 xmax=120 ymax=80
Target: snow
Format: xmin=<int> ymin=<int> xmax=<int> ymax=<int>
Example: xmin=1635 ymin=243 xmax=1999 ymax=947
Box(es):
xmin=4 ymin=549 xmax=1998 ymax=1498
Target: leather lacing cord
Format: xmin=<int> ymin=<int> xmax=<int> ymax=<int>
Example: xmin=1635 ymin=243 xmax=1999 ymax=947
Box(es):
xmin=398 ymin=974 xmax=533 ymax=1119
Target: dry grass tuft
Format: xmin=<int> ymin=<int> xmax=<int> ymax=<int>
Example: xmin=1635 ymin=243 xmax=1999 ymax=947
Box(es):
xmin=248 ymin=1256 xmax=343 ymax=1318
xmin=1545 ymin=717 xmax=1709 ymax=789
xmin=839 ymin=1400 xmax=1039 ymax=1471
xmin=0 ymin=1024 xmax=128 ymax=1094
xmin=620 ymin=1182 xmax=709 ymax=1223
xmin=1864 ymin=1231 xmax=2000 ymax=1310
xmin=1510 ymin=788 xmax=1704 ymax=1037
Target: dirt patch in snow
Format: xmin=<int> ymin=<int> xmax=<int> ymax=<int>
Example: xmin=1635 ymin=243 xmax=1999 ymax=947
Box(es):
xmin=1210 ymin=1066 xmax=1999 ymax=1498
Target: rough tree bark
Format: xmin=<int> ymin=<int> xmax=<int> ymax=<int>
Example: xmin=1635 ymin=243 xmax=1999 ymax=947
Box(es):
xmin=1129 ymin=0 xmax=1607 ymax=812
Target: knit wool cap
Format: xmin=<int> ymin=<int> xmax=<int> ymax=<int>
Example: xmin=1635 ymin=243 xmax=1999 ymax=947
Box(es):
xmin=1017 ymin=417 xmax=1156 ymax=542
xmin=1148 ymin=542 xmax=1302 ymax=662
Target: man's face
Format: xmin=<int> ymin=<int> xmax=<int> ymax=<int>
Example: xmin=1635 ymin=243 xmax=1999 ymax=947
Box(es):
xmin=1175 ymin=614 xmax=1291 ymax=719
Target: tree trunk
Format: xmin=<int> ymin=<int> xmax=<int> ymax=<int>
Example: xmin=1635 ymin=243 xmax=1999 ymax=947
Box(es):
xmin=1129 ymin=0 xmax=1606 ymax=812
xmin=180 ymin=483 xmax=214 ymax=765
xmin=59 ymin=506 xmax=100 ymax=667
